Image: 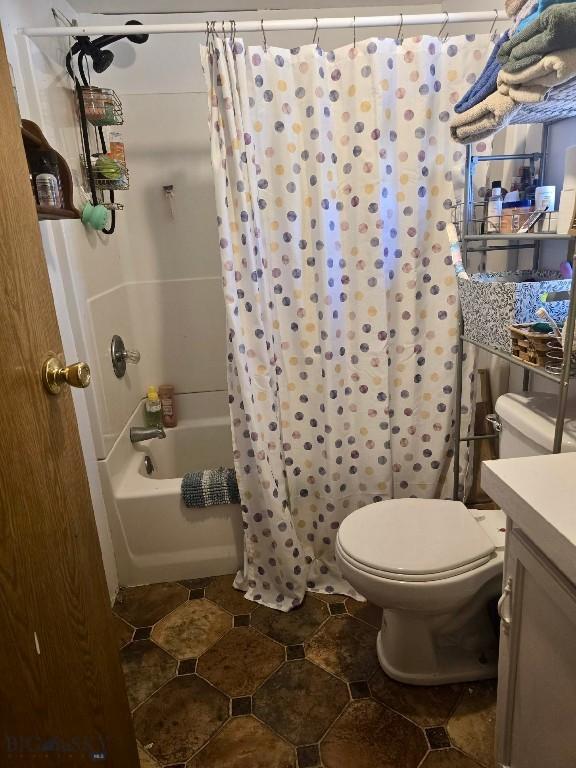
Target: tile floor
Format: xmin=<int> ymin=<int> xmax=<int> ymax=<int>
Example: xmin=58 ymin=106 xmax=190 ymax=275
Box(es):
xmin=112 ymin=574 xmax=497 ymax=768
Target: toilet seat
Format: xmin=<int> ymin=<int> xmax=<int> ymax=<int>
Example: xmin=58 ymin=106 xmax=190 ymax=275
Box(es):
xmin=337 ymin=499 xmax=496 ymax=583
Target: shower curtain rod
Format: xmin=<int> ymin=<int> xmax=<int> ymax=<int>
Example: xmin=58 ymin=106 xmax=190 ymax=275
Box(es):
xmin=21 ymin=10 xmax=507 ymax=38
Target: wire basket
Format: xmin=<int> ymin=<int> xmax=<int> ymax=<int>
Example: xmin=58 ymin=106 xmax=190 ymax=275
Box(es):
xmin=451 ymin=202 xmax=559 ymax=238
xmin=545 ymin=339 xmax=576 ymax=376
xmin=80 ymin=86 xmax=124 ymax=127
xmin=83 ymin=155 xmax=129 ymax=191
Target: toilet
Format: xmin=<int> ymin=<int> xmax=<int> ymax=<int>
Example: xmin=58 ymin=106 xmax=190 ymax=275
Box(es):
xmin=336 ymin=392 xmax=576 ymax=686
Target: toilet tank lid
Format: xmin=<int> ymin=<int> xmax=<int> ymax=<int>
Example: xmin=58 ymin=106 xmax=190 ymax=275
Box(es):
xmin=338 ymin=499 xmax=495 ymax=576
xmin=495 ymin=393 xmax=576 ymax=453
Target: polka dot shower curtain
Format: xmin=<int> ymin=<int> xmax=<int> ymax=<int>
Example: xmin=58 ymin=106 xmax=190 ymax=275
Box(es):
xmin=201 ymin=34 xmax=490 ymax=611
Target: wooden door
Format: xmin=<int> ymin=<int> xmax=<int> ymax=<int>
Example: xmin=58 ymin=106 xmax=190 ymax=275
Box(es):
xmin=0 ymin=28 xmax=138 ymax=767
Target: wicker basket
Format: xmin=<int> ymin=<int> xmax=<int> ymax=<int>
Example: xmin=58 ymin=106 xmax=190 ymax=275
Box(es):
xmin=509 ymin=325 xmax=559 ymax=367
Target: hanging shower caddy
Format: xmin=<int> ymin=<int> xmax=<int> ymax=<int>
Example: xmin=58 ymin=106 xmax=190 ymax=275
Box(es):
xmin=76 ymin=84 xmax=129 ymax=228
xmin=451 ymin=119 xmax=576 ymax=502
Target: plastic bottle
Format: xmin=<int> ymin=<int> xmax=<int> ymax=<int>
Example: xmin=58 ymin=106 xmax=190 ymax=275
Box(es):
xmin=144 ymin=386 xmax=162 ymax=428
xmin=159 ymin=384 xmax=177 ymax=428
xmin=34 ymin=152 xmax=62 ymax=208
xmin=486 ymin=180 xmax=503 ymax=233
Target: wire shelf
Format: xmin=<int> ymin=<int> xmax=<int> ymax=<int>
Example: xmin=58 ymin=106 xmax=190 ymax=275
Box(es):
xmin=83 ymin=155 xmax=129 ymax=191
xmin=451 ymin=201 xmax=564 ymax=240
xmin=79 ymin=86 xmax=124 ymax=127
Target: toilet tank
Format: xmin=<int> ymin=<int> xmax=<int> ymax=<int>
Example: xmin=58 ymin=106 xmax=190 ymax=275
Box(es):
xmin=496 ymin=392 xmax=576 ymax=458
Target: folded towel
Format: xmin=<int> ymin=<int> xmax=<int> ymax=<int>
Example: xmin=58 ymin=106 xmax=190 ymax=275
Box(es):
xmin=454 ymin=32 xmax=510 ymax=113
xmin=514 ymin=0 xmax=575 ymax=34
xmin=450 ymin=92 xmax=520 ymax=144
xmin=181 ymin=467 xmax=240 ymax=508
xmin=497 ymin=78 xmax=549 ymax=101
xmin=511 ymin=0 xmax=538 ymax=32
xmin=506 ymin=0 xmax=532 ymax=17
xmin=498 ymin=3 xmax=576 ymax=73
xmin=498 ymin=47 xmax=576 ymax=84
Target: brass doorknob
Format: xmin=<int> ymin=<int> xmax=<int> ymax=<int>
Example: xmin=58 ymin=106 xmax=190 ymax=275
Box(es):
xmin=42 ymin=356 xmax=91 ymax=395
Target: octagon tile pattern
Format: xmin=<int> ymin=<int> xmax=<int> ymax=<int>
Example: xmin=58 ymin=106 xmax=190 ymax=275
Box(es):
xmin=197 ymin=627 xmax=284 ymax=696
xmin=305 ymin=615 xmax=379 ymax=682
xmin=253 ymin=659 xmax=349 ymax=745
xmin=205 ymin=574 xmax=260 ymax=615
xmin=447 ymin=681 xmax=497 ymax=768
xmin=370 ymin=667 xmax=464 ymax=727
xmin=251 ymin=594 xmax=329 ymax=644
xmin=151 ymin=599 xmax=231 ymax=660
xmin=321 ymin=699 xmax=428 ymax=768
xmin=133 ymin=675 xmax=228 ymax=764
xmin=112 ymin=574 xmax=494 ymax=767
xmin=113 ymin=613 xmax=134 ymax=649
xmin=121 ymin=640 xmax=177 ymax=710
xmin=188 ymin=716 xmax=296 ymax=768
xmin=114 ymin=582 xmax=188 ymax=627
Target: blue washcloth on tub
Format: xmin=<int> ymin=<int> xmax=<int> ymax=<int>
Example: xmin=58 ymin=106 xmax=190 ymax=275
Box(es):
xmin=515 ymin=0 xmax=574 ymax=33
xmin=181 ymin=467 xmax=240 ymax=508
xmin=454 ymin=31 xmax=510 ymax=114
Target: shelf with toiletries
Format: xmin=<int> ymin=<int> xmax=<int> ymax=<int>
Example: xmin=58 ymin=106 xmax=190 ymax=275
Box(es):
xmin=21 ymin=119 xmax=80 ymax=221
xmin=452 ymin=134 xmax=576 ymax=499
xmin=74 ymin=85 xmax=129 ymax=232
xmin=460 ymin=335 xmax=575 ymax=383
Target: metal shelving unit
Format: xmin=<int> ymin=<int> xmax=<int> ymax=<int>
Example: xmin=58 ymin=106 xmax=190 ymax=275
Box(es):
xmin=452 ymin=127 xmax=576 ymax=500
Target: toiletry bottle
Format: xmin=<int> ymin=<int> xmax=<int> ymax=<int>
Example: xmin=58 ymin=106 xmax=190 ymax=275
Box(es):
xmin=159 ymin=384 xmax=177 ymax=428
xmin=34 ymin=152 xmax=62 ymax=208
xmin=486 ymin=180 xmax=502 ymax=233
xmin=145 ymin=386 xmax=163 ymax=428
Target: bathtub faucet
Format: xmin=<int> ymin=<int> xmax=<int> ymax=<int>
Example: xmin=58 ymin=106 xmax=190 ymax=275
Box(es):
xmin=130 ymin=425 xmax=166 ymax=443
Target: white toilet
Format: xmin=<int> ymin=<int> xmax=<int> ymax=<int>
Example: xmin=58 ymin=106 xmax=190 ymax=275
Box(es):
xmin=336 ymin=392 xmax=576 ymax=686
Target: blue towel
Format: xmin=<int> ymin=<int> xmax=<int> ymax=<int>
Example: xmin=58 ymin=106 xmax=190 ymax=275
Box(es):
xmin=515 ymin=0 xmax=574 ymax=33
xmin=181 ymin=467 xmax=240 ymax=508
xmin=454 ymin=31 xmax=508 ymax=113
xmin=454 ymin=31 xmax=510 ymax=114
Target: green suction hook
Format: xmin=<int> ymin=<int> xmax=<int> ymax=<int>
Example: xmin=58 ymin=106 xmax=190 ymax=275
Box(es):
xmin=81 ymin=202 xmax=109 ymax=230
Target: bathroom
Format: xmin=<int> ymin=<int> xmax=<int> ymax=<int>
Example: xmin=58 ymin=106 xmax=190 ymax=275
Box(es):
xmin=2 ymin=0 xmax=576 ymax=766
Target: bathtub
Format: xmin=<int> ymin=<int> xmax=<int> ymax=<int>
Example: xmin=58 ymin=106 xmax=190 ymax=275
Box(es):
xmin=99 ymin=392 xmax=243 ymax=585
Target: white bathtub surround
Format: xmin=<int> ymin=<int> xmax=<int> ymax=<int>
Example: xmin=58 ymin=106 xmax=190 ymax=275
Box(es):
xmin=202 ymin=35 xmax=490 ymax=610
xmin=98 ymin=392 xmax=243 ymax=586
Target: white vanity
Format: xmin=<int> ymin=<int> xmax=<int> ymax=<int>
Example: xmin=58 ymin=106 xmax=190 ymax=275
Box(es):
xmin=482 ymin=452 xmax=576 ymax=768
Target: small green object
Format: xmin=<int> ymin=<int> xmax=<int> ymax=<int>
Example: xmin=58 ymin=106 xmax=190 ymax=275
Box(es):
xmin=95 ymin=155 xmax=122 ymax=180
xmin=81 ymin=202 xmax=109 ymax=230
xmin=532 ymin=322 xmax=553 ymax=333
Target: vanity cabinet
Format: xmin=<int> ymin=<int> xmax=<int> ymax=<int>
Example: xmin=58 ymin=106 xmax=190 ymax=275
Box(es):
xmin=495 ymin=525 xmax=576 ymax=768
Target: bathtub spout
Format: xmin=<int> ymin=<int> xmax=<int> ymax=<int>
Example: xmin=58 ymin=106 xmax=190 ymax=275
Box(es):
xmin=130 ymin=425 xmax=166 ymax=443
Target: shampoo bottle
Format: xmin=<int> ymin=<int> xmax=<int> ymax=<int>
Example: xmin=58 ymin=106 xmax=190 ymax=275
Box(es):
xmin=144 ymin=386 xmax=162 ymax=428
xmin=159 ymin=384 xmax=177 ymax=428
xmin=486 ymin=180 xmax=502 ymax=233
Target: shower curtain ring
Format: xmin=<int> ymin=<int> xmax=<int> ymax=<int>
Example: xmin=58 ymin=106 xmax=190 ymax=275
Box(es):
xmin=205 ymin=20 xmax=210 ymax=46
xmin=439 ymin=12 xmax=449 ymax=42
xmin=353 ymin=16 xmax=356 ymax=48
xmin=313 ymin=17 xmax=320 ymax=50
xmin=490 ymin=9 xmax=499 ymax=39
xmin=396 ymin=13 xmax=404 ymax=45
xmin=261 ymin=19 xmax=267 ymax=51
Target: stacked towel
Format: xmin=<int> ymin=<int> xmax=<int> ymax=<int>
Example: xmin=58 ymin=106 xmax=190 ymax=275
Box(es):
xmin=450 ymin=92 xmax=519 ymax=144
xmin=455 ymin=32 xmax=510 ymax=113
xmin=181 ymin=467 xmax=240 ymax=508
xmin=498 ymin=3 xmax=576 ymax=73
xmin=511 ymin=0 xmax=538 ymax=32
xmin=497 ymin=48 xmax=576 ymax=101
xmin=514 ymin=0 xmax=575 ymax=34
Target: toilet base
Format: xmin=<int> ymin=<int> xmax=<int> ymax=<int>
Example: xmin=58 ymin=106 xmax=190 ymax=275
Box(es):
xmin=376 ymin=606 xmax=499 ymax=686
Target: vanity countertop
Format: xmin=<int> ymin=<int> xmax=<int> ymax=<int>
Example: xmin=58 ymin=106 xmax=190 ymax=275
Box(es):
xmin=482 ymin=453 xmax=576 ymax=584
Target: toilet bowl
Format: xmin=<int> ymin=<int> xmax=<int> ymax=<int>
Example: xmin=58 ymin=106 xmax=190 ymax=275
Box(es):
xmin=336 ymin=499 xmax=506 ymax=685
